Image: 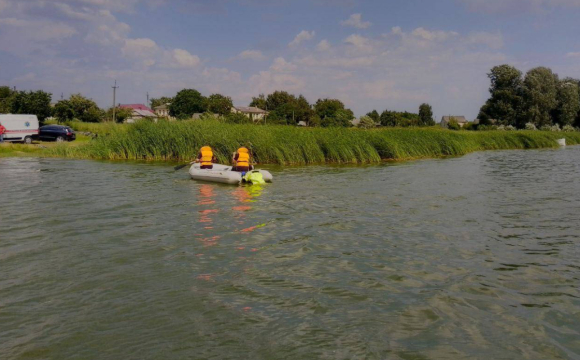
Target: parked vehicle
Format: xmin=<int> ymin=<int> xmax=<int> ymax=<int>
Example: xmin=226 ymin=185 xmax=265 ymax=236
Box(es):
xmin=0 ymin=114 xmax=40 ymax=144
xmin=38 ymin=125 xmax=76 ymax=142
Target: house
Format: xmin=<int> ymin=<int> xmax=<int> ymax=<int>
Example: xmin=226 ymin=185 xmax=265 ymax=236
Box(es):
xmin=154 ymin=104 xmax=171 ymax=118
xmin=441 ymin=116 xmax=468 ymax=128
xmin=119 ymin=104 xmax=157 ymax=123
xmin=231 ymin=106 xmax=269 ymax=122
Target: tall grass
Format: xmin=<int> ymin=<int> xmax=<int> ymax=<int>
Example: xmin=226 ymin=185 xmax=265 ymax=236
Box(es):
xmin=49 ymin=120 xmax=580 ymax=164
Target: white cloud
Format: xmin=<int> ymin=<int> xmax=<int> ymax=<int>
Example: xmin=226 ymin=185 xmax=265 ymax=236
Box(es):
xmin=247 ymin=71 xmax=305 ymax=95
xmin=270 ymin=57 xmax=297 ymax=72
xmin=391 ymin=26 xmax=403 ymax=36
xmin=341 ymin=13 xmax=372 ymax=29
xmin=122 ymin=38 xmax=159 ymax=58
xmin=317 ymin=39 xmax=331 ymax=51
xmin=289 ymin=30 xmax=315 ymax=47
xmin=0 ymin=18 xmax=77 ymax=41
xmin=411 ymin=27 xmax=458 ymax=42
xmin=237 ymin=50 xmax=266 ymax=61
xmin=170 ymin=49 xmax=201 ymax=68
xmin=466 ymin=31 xmax=504 ymax=49
xmin=344 ymin=34 xmax=373 ymax=52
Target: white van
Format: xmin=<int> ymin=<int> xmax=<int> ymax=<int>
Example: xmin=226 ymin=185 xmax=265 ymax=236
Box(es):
xmin=0 ymin=114 xmax=40 ymax=144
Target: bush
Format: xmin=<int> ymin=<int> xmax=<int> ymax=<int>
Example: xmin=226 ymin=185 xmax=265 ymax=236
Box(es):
xmin=525 ymin=122 xmax=537 ymax=130
xmin=357 ymin=116 xmax=377 ymax=129
xmin=497 ymin=125 xmax=506 ymax=131
xmin=551 ymin=124 xmax=561 ymax=132
xmin=463 ymin=122 xmax=477 ymax=131
xmin=477 ymin=125 xmax=497 ymax=131
xmin=224 ymin=112 xmax=252 ymax=124
xmin=562 ymin=124 xmax=575 ymax=132
xmin=540 ymin=125 xmax=552 ymax=131
xmin=505 ymin=125 xmax=516 ymax=131
xmin=447 ymin=119 xmax=460 ymax=130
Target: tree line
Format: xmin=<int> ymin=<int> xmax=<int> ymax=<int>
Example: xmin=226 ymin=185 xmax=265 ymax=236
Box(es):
xmin=1 ymin=84 xmax=436 ymax=128
xmin=478 ymin=65 xmax=580 ymax=129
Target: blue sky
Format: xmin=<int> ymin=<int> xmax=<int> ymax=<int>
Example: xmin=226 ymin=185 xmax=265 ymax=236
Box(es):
xmin=1 ymin=0 xmax=580 ymax=119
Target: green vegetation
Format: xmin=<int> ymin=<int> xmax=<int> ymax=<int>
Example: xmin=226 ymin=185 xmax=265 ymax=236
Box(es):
xmin=47 ymin=121 xmax=580 ymax=165
xmin=0 ymin=86 xmax=52 ymax=123
xmin=478 ymin=65 xmax=580 ymax=128
xmin=54 ymin=94 xmax=104 ymax=123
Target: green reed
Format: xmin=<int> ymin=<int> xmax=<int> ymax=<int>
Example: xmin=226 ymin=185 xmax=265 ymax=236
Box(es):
xmin=48 ymin=120 xmax=580 ymax=164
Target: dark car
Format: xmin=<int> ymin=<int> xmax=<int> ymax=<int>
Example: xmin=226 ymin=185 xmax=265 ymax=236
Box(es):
xmin=38 ymin=125 xmax=76 ymax=142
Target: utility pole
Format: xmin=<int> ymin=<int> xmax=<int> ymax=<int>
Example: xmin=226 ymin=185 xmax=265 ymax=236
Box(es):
xmin=112 ymin=80 xmax=119 ymax=123
xmin=147 ymin=92 xmax=149 ymax=107
xmin=61 ymin=93 xmax=64 ymax=100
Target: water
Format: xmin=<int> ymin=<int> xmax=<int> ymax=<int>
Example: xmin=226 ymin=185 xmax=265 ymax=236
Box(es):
xmin=1 ymin=147 xmax=579 ymax=360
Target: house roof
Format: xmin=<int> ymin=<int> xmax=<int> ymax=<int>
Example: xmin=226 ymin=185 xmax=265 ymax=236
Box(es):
xmin=441 ymin=116 xmax=468 ymax=123
xmin=132 ymin=109 xmax=157 ymax=118
xmin=154 ymin=104 xmax=169 ymax=110
xmin=233 ymin=106 xmax=268 ymax=114
xmin=120 ymin=104 xmax=154 ymax=112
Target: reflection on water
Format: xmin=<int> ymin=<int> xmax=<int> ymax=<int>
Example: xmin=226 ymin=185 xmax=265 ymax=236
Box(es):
xmin=1 ymin=148 xmax=580 ymax=360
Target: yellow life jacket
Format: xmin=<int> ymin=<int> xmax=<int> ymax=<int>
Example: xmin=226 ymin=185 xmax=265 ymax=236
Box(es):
xmin=236 ymin=147 xmax=250 ymax=167
xmin=200 ymin=146 xmax=213 ymax=166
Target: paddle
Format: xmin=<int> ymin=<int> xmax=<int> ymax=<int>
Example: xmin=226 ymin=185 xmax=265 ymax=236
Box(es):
xmin=174 ymin=161 xmax=194 ymax=171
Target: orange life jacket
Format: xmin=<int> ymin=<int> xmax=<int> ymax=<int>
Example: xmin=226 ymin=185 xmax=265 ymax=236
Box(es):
xmin=236 ymin=147 xmax=250 ymax=167
xmin=200 ymin=146 xmax=213 ymax=166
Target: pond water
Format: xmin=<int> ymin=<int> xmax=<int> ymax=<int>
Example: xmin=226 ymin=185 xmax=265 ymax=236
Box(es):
xmin=1 ymin=147 xmax=579 ymax=359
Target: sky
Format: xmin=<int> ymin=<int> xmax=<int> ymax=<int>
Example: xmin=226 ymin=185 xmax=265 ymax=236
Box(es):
xmin=1 ymin=0 xmax=580 ymax=120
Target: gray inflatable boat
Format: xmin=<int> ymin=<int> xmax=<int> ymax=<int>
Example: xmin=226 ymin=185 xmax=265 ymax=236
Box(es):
xmin=189 ymin=164 xmax=273 ymax=185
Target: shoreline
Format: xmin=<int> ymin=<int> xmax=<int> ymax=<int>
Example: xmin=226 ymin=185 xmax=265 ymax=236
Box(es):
xmin=1 ymin=125 xmax=578 ymax=166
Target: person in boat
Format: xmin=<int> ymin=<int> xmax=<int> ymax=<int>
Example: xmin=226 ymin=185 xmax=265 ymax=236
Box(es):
xmin=196 ymin=146 xmax=217 ymax=169
xmin=232 ymin=146 xmax=253 ymax=172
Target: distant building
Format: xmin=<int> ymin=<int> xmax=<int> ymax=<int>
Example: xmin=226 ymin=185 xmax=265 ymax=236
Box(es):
xmin=231 ymin=106 xmax=269 ymax=122
xmin=119 ymin=104 xmax=157 ymax=123
xmin=441 ymin=116 xmax=468 ymax=128
xmin=154 ymin=104 xmax=171 ymax=118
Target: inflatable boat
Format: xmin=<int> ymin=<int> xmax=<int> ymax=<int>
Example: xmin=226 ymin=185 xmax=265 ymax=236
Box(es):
xmin=189 ymin=164 xmax=273 ymax=185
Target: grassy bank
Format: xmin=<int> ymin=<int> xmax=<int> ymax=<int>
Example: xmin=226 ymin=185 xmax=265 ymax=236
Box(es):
xmin=47 ymin=120 xmax=580 ymax=165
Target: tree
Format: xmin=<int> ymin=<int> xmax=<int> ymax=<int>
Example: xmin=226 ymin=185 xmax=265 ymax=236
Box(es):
xmin=0 ymin=86 xmax=14 ymax=113
xmin=380 ymin=110 xmax=420 ymax=127
xmin=250 ymin=91 xmax=313 ymax=125
xmin=314 ymin=98 xmax=354 ymax=127
xmin=68 ymin=94 xmax=103 ymax=122
xmin=357 ymin=115 xmax=376 ymax=129
xmin=478 ymin=65 xmax=523 ymax=127
xmin=366 ymin=110 xmax=380 ymax=123
xmin=170 ymin=89 xmax=207 ymax=119
xmin=53 ymin=100 xmax=75 ymax=123
xmin=522 ymin=67 xmax=558 ymax=128
xmin=249 ymin=94 xmax=267 ymax=109
xmin=150 ymin=96 xmax=173 ymax=109
xmin=9 ymin=90 xmax=52 ymax=123
xmin=553 ymin=78 xmax=580 ymax=127
xmin=266 ymin=91 xmax=295 ymax=111
xmin=105 ymin=107 xmax=133 ymax=123
xmin=418 ymin=103 xmax=435 ymax=126
xmin=206 ymin=93 xmax=233 ymax=116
